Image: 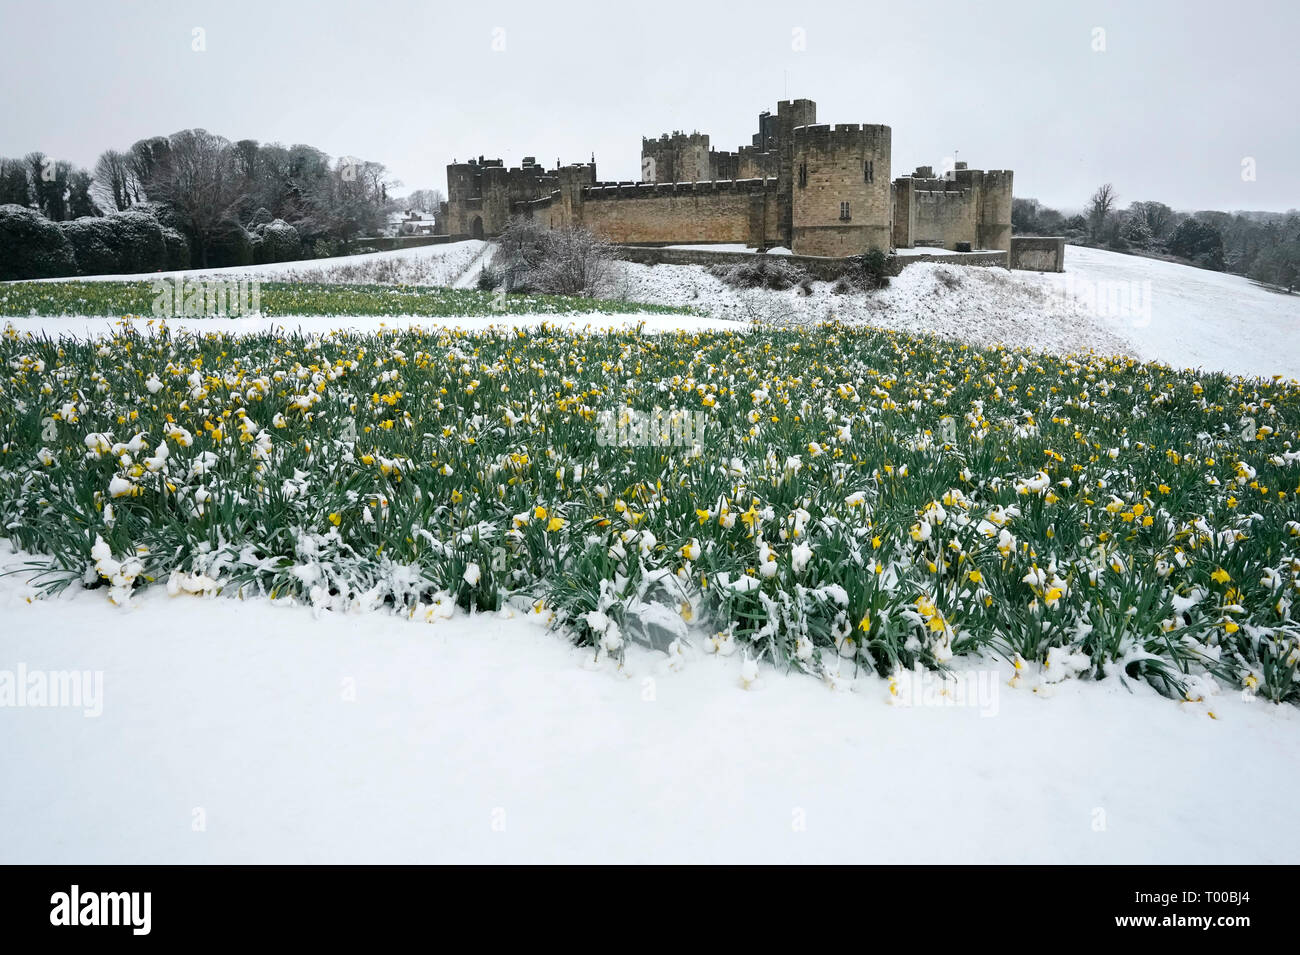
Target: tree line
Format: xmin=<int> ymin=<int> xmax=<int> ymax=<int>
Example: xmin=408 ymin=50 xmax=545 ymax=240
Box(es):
xmin=1014 ymin=187 xmax=1300 ymax=290
xmin=0 ymin=129 xmax=403 ymax=280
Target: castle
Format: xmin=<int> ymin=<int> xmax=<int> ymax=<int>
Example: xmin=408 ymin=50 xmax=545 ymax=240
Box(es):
xmin=442 ymin=98 xmax=1013 ymax=258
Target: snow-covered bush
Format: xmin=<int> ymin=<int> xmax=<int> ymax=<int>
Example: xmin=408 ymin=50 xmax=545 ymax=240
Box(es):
xmin=204 ymin=221 xmax=254 ymax=268
xmin=252 ymin=218 xmax=302 ymax=264
xmin=58 ymin=208 xmax=178 ymax=276
xmin=108 ymin=209 xmax=169 ymax=273
xmin=0 ymin=203 xmax=78 ymax=280
xmin=710 ymin=254 xmax=812 ymax=292
xmin=831 ymin=250 xmax=891 ymax=294
xmin=495 ymin=216 xmax=614 ymax=296
xmin=160 ymin=226 xmax=190 ymax=271
xmin=60 ymin=216 xmax=122 ymax=275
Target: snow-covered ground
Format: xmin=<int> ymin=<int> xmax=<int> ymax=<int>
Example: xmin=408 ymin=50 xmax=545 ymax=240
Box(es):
xmin=663 ymin=243 xmax=792 ymax=255
xmin=21 ymin=239 xmax=488 ymax=288
xmin=2 ymin=546 xmax=1296 ymax=864
xmin=1038 ymin=245 xmax=1300 ymax=380
xmin=610 ymin=245 xmax=1300 ymax=377
xmin=0 ymin=312 xmax=739 ymax=340
xmin=611 ymin=252 xmax=1136 ymax=358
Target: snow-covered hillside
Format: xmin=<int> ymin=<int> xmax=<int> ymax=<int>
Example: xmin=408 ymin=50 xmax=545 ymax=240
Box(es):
xmin=26 ymin=239 xmax=489 ymax=288
xmin=1039 ymin=246 xmax=1300 ymax=380
xmin=610 ymin=245 xmax=1300 ymax=378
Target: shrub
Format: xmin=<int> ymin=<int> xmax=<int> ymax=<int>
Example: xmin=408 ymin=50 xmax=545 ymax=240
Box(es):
xmin=831 ymin=249 xmax=891 ymax=294
xmin=161 ymin=227 xmax=190 ymax=271
xmin=312 ymin=237 xmax=343 ymax=259
xmin=61 ymin=216 xmax=122 ymax=275
xmin=495 ymin=216 xmax=614 ymax=296
xmin=0 ymin=204 xmax=78 ymax=280
xmin=205 ymin=221 xmax=254 ymax=268
xmin=1168 ymin=218 xmax=1225 ymax=271
xmin=252 ymin=219 xmax=302 ymax=264
xmin=107 ymin=209 xmax=168 ymax=273
xmin=709 ymin=255 xmax=811 ymax=291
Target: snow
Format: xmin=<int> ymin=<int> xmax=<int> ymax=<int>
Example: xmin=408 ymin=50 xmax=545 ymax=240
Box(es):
xmin=609 ymin=244 xmax=1300 ymax=378
xmin=2 ymin=545 xmax=1296 ymax=864
xmin=451 ymin=241 xmax=498 ymax=289
xmin=893 ymin=246 xmax=999 ymax=257
xmin=4 ymin=240 xmax=1300 ymax=862
xmin=1 ymin=312 xmax=739 ymax=339
xmin=610 ymin=251 xmax=1137 ymax=357
xmin=1036 ymin=245 xmax=1300 ymax=380
xmin=15 ymin=239 xmax=488 ymax=287
xmin=663 ymin=243 xmax=792 ymax=255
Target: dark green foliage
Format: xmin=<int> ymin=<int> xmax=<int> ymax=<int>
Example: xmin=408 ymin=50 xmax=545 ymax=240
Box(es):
xmin=0 ymin=204 xmax=78 ymax=280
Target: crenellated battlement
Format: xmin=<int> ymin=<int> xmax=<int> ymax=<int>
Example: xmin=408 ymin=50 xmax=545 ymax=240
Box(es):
xmin=583 ymin=177 xmax=778 ymax=200
xmin=792 ymin=123 xmax=891 ymax=148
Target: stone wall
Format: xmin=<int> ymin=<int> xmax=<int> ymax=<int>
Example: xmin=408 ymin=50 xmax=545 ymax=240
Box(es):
xmin=888 ymin=249 xmax=1009 ymax=273
xmin=1009 ymin=235 xmax=1065 ymax=272
xmin=358 ymin=235 xmax=458 ymax=252
xmin=582 ymin=180 xmax=775 ymax=245
xmin=892 ymin=167 xmax=1013 ymax=252
xmin=611 ymin=244 xmax=1009 ymax=279
xmin=910 ymin=187 xmax=978 ymax=249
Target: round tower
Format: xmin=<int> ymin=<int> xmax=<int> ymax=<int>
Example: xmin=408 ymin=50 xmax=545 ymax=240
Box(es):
xmin=790 ymin=123 xmax=892 ymax=256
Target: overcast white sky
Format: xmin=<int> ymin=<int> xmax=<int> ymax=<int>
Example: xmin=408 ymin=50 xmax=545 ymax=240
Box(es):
xmin=1 ymin=0 xmax=1296 ymax=212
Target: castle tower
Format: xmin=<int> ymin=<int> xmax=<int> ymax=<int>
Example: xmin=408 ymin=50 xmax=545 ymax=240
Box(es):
xmin=790 ymin=122 xmax=892 ymax=256
xmin=555 ymin=162 xmax=597 ymax=228
xmin=641 ymin=131 xmax=711 ymax=183
xmin=976 ymin=169 xmax=1013 ymax=251
xmin=445 ymin=160 xmax=486 ymax=238
xmin=775 ymin=98 xmax=817 ymax=247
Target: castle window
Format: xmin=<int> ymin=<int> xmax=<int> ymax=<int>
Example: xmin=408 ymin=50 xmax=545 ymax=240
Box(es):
xmin=839 ymin=201 xmax=851 ymax=221
xmin=864 ymin=160 xmax=874 ymax=183
xmin=798 ymin=162 xmax=807 ymax=188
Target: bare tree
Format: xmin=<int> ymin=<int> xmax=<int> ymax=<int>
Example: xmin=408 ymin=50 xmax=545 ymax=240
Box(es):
xmin=92 ymin=149 xmax=144 ymax=212
xmin=403 ymin=188 xmax=444 ymax=214
xmin=145 ymin=129 xmax=246 ymax=267
xmin=1088 ymin=183 xmax=1118 ymax=242
xmin=495 ymin=216 xmax=613 ymax=296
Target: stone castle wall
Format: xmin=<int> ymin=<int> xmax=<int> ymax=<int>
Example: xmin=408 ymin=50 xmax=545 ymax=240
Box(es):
xmin=581 ymin=179 xmax=778 ymax=245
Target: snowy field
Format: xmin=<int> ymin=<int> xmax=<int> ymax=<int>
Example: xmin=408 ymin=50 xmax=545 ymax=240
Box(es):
xmin=0 ymin=311 xmax=740 ymax=340
xmin=3 ymin=545 xmax=1296 ymax=865
xmin=1039 ymin=246 xmax=1300 ymax=380
xmin=610 ymin=245 xmax=1300 ymax=377
xmin=23 ymin=238 xmax=489 ymax=288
